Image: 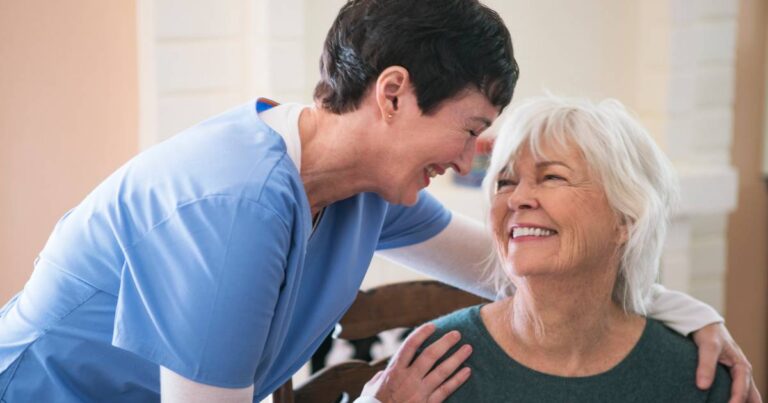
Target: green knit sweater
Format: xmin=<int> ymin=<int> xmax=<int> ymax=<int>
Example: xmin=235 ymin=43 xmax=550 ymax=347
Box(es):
xmin=426 ymin=305 xmax=731 ymax=402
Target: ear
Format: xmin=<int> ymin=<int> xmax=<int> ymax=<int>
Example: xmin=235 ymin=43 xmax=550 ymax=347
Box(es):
xmin=616 ymin=217 xmax=630 ymax=246
xmin=375 ymin=66 xmax=410 ymax=121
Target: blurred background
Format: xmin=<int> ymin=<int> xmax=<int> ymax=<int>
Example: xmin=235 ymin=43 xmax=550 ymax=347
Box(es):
xmin=1 ymin=0 xmax=766 ymax=393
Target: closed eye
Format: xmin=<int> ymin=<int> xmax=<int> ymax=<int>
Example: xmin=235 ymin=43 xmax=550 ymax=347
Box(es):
xmin=543 ymin=174 xmax=565 ymax=181
xmin=496 ymin=178 xmax=517 ymax=192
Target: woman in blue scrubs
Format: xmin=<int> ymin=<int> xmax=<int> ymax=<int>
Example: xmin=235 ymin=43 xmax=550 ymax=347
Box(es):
xmin=0 ymin=0 xmax=759 ymax=402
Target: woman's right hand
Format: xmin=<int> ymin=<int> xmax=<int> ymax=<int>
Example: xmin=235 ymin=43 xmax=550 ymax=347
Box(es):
xmin=358 ymin=323 xmax=473 ymax=403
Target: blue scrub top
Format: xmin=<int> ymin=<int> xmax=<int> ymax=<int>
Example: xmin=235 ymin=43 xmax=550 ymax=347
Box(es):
xmin=0 ymin=100 xmax=451 ymax=402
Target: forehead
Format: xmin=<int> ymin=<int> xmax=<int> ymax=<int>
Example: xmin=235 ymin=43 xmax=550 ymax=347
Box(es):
xmin=502 ymin=137 xmax=589 ymax=175
xmin=519 ymin=136 xmax=582 ymax=163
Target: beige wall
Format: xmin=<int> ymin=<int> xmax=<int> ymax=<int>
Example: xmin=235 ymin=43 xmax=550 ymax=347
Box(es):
xmin=728 ymin=0 xmax=768 ymax=393
xmin=0 ymin=1 xmax=138 ymax=302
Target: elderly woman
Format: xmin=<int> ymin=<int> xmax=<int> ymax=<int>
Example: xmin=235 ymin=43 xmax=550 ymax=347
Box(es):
xmin=0 ymin=0 xmax=756 ymax=401
xmin=388 ymin=96 xmax=734 ymax=401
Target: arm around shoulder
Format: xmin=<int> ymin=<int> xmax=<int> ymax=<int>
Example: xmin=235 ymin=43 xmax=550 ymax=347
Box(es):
xmin=377 ymin=212 xmax=499 ymax=300
xmin=645 ymin=283 xmax=723 ymax=336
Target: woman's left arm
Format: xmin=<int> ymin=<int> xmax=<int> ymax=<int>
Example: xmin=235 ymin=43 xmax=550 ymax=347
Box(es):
xmin=380 ymin=212 xmax=761 ymax=403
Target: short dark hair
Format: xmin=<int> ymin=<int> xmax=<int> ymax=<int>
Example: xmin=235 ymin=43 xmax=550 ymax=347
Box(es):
xmin=314 ymin=0 xmax=519 ymax=115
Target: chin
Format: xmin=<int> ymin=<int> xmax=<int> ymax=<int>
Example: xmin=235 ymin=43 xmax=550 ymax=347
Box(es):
xmin=401 ymin=197 xmax=419 ymax=206
xmin=396 ymin=192 xmax=420 ymax=206
xmin=385 ymin=188 xmax=420 ymax=206
xmin=377 ymin=179 xmax=422 ymax=206
xmin=504 ymin=259 xmax=552 ymax=278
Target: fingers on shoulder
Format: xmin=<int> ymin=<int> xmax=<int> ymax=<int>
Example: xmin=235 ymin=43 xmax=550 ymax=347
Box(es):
xmin=412 ymin=330 xmax=463 ymax=373
xmin=428 ymin=367 xmax=471 ymax=403
xmin=391 ymin=323 xmax=437 ymax=368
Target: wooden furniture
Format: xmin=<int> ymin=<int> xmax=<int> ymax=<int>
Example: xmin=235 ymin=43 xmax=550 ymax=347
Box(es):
xmin=272 ymin=280 xmax=489 ymax=403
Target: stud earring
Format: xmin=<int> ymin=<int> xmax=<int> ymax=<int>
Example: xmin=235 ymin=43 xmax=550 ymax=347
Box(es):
xmin=387 ymin=113 xmax=393 ymax=119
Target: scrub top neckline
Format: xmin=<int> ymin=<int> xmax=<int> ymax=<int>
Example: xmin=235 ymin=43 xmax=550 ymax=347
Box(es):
xmin=254 ymin=98 xmax=323 ymax=242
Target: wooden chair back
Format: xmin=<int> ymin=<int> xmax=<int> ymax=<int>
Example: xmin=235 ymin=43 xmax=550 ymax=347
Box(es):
xmin=272 ymin=280 xmax=488 ymax=403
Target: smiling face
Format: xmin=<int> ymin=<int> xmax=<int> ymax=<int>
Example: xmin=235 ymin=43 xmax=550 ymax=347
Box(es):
xmin=380 ymin=88 xmax=499 ymax=205
xmin=491 ymin=138 xmax=626 ymax=281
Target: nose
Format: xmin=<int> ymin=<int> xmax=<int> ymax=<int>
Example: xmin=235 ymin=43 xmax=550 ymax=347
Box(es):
xmin=453 ymin=138 xmax=477 ymax=176
xmin=506 ymin=181 xmax=539 ymax=210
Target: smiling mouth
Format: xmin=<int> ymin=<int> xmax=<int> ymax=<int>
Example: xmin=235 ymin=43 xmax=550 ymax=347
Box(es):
xmin=428 ymin=163 xmax=460 ymax=177
xmin=509 ymin=226 xmax=558 ymax=239
xmin=423 ymin=164 xmax=452 ymax=184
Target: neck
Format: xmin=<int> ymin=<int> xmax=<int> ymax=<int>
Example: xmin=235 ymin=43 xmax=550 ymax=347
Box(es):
xmin=509 ymin=278 xmax=621 ymax=355
xmin=298 ymin=104 xmax=382 ymax=215
xmin=486 ymin=262 xmax=644 ymax=376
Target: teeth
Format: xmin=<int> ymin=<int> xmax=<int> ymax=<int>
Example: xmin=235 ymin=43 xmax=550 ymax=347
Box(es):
xmin=426 ymin=166 xmax=439 ymax=178
xmin=512 ymin=227 xmax=554 ymax=238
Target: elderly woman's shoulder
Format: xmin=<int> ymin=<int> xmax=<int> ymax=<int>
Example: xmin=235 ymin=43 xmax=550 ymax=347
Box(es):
xmin=642 ymin=319 xmax=717 ymax=365
xmin=420 ymin=304 xmax=486 ymax=348
xmin=641 ymin=318 xmax=732 ymax=401
xmin=430 ymin=304 xmax=485 ymax=336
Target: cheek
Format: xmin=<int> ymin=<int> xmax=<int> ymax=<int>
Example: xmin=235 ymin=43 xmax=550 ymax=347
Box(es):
xmin=463 ymin=138 xmax=475 ymax=153
xmin=560 ymin=225 xmax=593 ymax=268
xmin=442 ymin=137 xmax=473 ymax=158
xmin=556 ymin=192 xmax=620 ymax=265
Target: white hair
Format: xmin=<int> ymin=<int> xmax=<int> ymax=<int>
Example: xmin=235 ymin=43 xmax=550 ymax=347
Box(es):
xmin=481 ymin=95 xmax=679 ymax=315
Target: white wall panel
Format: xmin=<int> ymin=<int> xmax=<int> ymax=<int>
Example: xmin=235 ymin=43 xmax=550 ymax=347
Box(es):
xmin=155 ymin=42 xmax=241 ymax=93
xmin=155 ymin=0 xmax=243 ymax=39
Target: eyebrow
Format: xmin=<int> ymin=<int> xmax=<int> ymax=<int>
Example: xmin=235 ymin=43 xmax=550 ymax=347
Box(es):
xmin=536 ymin=161 xmax=573 ymax=171
xmin=497 ymin=160 xmax=573 ymax=176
